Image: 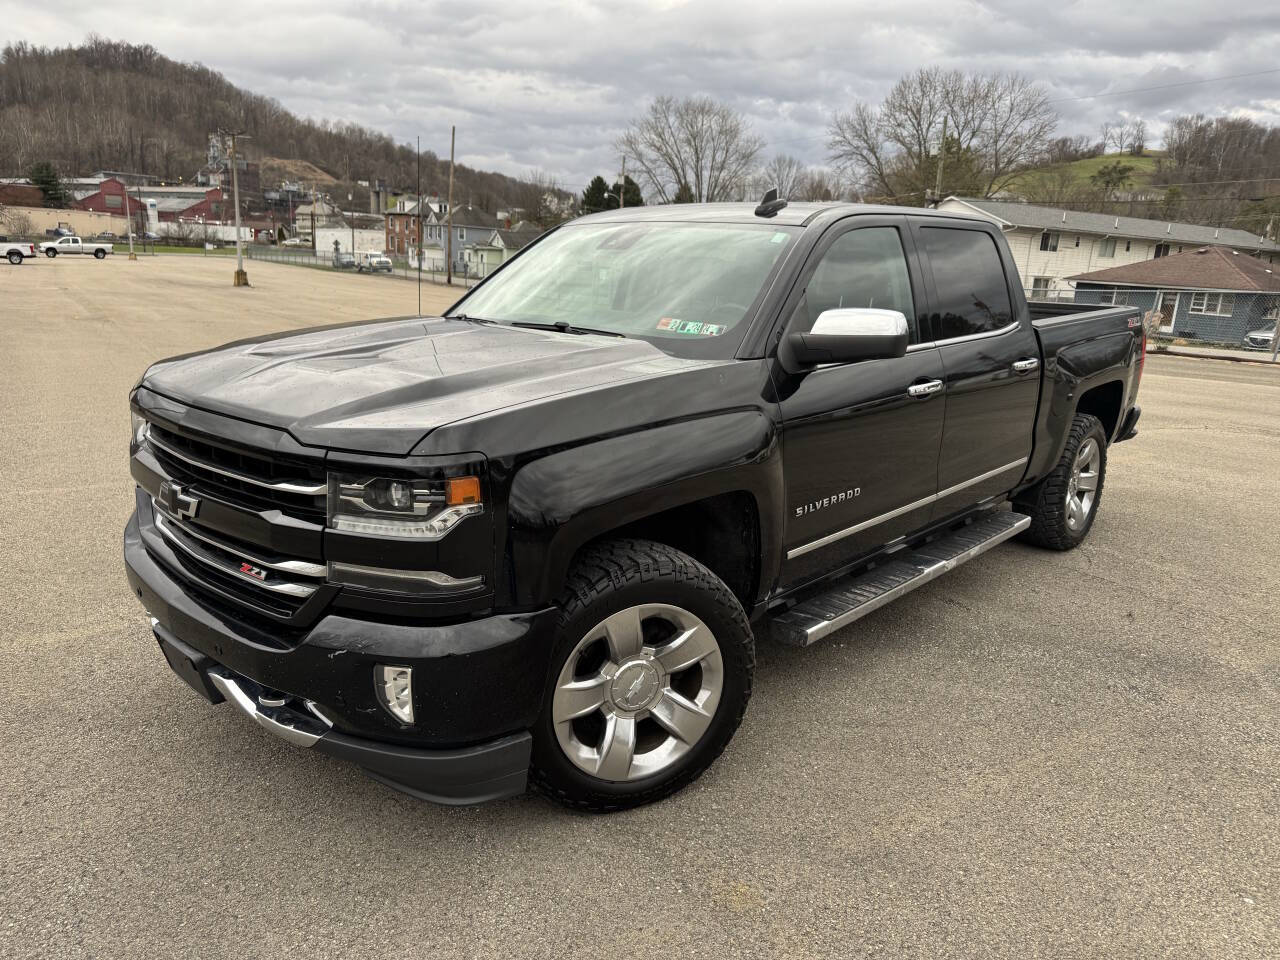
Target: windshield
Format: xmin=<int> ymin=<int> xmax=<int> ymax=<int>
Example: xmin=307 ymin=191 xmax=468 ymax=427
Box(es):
xmin=449 ymin=221 xmax=800 ymax=357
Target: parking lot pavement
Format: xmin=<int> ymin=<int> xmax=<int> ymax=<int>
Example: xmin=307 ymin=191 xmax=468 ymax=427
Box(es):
xmin=1 ymin=256 xmax=1277 ymax=959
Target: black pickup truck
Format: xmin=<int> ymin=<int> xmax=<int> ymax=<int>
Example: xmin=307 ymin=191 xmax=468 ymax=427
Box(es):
xmin=125 ymin=200 xmax=1143 ymax=811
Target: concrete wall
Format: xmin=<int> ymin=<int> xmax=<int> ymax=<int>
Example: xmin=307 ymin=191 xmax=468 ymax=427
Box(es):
xmin=2 ymin=206 xmax=130 ymax=237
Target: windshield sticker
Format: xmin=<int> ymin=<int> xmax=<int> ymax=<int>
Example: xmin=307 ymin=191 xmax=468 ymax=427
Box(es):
xmin=657 ymin=318 xmax=726 ymax=336
xmin=771 ymin=232 xmax=788 ymax=243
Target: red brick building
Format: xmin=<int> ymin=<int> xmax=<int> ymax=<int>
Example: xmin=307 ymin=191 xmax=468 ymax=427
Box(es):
xmin=74 ymin=177 xmax=224 ymax=223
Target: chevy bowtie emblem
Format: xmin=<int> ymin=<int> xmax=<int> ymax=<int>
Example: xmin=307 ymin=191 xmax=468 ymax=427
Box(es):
xmin=158 ymin=480 xmax=201 ymax=520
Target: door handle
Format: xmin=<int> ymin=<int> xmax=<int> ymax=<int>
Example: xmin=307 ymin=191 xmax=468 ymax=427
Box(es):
xmin=907 ymin=379 xmax=944 ymax=398
xmin=1012 ymin=358 xmax=1040 ymax=374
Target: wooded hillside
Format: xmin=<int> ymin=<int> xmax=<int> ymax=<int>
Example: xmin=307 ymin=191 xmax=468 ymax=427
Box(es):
xmin=0 ymin=37 xmax=556 ymax=213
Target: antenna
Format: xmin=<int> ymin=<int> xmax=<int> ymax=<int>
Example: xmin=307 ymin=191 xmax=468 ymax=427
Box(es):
xmin=416 ymin=135 xmax=422 ymax=316
xmin=754 ymin=188 xmax=787 ymax=218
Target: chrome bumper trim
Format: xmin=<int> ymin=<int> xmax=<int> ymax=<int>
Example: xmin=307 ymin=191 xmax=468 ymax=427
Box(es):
xmin=207 ymin=670 xmax=326 ymax=748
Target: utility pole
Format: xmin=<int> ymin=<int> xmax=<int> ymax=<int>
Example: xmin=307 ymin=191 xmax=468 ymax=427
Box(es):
xmin=929 ymin=115 xmax=948 ymax=207
xmin=619 ymin=156 xmax=626 ymax=210
xmin=348 ymin=191 xmax=355 ymax=260
xmin=221 ymin=129 xmax=250 ymax=286
xmin=123 ymin=183 xmax=137 ymax=261
xmin=446 ymin=125 xmax=456 ymax=286
xmin=416 ymin=136 xmax=423 ymax=313
xmin=310 ymin=184 xmax=317 ymax=254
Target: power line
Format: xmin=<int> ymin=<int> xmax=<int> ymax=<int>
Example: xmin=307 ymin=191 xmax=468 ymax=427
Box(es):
xmin=1047 ymin=68 xmax=1280 ymax=104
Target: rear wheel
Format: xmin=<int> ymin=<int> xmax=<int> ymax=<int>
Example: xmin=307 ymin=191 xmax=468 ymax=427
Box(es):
xmin=7 ymin=251 xmax=21 ymax=265
xmin=94 ymin=248 xmax=106 ymax=259
xmin=530 ymin=539 xmax=754 ymax=812
xmin=1016 ymin=413 xmax=1107 ymax=550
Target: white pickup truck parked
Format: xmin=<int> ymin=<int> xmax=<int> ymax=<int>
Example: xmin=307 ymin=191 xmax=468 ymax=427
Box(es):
xmin=4 ymin=238 xmax=38 ymax=265
xmin=39 ymin=236 xmax=114 ymax=259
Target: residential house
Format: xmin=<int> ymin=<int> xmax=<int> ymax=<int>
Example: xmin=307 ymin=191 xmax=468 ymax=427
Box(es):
xmin=937 ymin=197 xmax=1280 ymax=299
xmin=1068 ymin=245 xmax=1280 ymax=343
xmin=464 ymin=227 xmax=538 ymax=273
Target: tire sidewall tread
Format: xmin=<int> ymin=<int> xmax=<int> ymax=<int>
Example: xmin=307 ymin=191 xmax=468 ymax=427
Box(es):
xmin=1016 ymin=413 xmax=1108 ymax=550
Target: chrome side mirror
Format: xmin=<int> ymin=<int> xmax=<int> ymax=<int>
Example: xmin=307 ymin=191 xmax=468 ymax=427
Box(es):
xmin=784 ymin=308 xmax=910 ymax=368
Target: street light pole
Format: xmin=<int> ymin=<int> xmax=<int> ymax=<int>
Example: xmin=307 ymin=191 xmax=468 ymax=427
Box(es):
xmin=222 ymin=128 xmax=250 ymax=287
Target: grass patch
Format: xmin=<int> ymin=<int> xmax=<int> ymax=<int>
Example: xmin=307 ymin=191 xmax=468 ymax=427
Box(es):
xmin=1010 ymin=151 xmax=1165 ymax=195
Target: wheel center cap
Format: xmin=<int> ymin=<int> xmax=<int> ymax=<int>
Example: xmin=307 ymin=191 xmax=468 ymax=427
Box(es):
xmin=610 ymin=661 xmax=662 ymax=712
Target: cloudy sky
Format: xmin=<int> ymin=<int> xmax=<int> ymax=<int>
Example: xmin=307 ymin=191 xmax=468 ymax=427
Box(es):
xmin=8 ymin=0 xmax=1280 ymax=191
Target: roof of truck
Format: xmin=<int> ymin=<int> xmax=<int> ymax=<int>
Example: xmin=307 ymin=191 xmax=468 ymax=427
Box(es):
xmin=578 ymin=202 xmax=989 ymax=228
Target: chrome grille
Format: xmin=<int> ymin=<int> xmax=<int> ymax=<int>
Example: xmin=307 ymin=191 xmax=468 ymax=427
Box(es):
xmin=146 ymin=424 xmax=326 ymax=522
xmin=152 ymin=501 xmax=325 ymax=620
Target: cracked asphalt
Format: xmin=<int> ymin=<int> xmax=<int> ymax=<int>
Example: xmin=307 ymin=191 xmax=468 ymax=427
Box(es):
xmin=1 ymin=256 xmax=1276 ymax=958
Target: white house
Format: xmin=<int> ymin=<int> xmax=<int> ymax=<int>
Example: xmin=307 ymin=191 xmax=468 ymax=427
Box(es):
xmin=937 ymin=197 xmax=1280 ymax=299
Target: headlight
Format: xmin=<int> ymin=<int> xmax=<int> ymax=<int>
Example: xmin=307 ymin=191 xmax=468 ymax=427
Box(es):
xmin=327 ymin=472 xmax=483 ymax=538
xmin=130 ymin=411 xmax=149 ymax=447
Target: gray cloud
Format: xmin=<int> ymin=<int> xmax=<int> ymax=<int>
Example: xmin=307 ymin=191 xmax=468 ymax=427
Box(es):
xmin=8 ymin=0 xmax=1280 ymax=193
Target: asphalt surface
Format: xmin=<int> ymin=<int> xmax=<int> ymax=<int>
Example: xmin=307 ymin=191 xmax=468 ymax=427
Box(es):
xmin=2 ymin=256 xmax=1277 ymax=959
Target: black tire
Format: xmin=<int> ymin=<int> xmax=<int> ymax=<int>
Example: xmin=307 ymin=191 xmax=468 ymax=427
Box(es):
xmin=1015 ymin=413 xmax=1108 ymax=550
xmin=45 ymin=248 xmax=57 ymax=258
xmin=530 ymin=539 xmax=754 ymax=813
xmin=94 ymin=248 xmax=106 ymax=259
xmin=7 ymin=251 xmax=22 ymax=265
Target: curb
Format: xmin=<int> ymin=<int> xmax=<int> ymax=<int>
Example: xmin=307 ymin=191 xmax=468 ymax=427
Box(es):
xmin=1147 ymin=346 xmax=1278 ymax=366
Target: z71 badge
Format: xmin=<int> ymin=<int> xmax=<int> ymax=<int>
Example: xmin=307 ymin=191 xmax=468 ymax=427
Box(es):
xmin=795 ymin=488 xmax=860 ymax=518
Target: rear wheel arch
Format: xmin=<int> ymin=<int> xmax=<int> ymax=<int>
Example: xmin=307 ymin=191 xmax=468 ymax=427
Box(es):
xmin=1075 ymin=379 xmax=1124 ymax=441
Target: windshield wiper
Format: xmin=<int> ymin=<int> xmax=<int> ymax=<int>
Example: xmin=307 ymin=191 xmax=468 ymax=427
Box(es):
xmin=449 ymin=313 xmax=496 ymax=324
xmin=510 ymin=320 xmax=626 ymax=338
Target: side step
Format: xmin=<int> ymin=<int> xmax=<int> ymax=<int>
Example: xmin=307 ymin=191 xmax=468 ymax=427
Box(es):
xmin=770 ymin=511 xmax=1030 ymax=647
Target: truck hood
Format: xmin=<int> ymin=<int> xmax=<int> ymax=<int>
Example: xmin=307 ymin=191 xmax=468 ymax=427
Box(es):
xmin=142 ymin=316 xmax=717 ymax=455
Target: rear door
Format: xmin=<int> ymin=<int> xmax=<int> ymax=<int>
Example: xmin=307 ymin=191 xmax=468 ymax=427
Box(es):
xmin=776 ymin=215 xmax=945 ymax=590
xmin=909 ymin=219 xmax=1039 ymax=518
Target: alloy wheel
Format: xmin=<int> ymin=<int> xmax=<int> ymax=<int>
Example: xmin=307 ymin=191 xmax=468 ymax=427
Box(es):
xmin=1066 ymin=437 xmax=1100 ymax=531
xmin=552 ymin=603 xmax=724 ymax=782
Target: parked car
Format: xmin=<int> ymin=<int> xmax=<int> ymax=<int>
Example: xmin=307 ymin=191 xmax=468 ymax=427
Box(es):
xmin=44 ymin=225 xmax=74 ymax=238
xmin=359 ymin=253 xmax=393 ymax=273
xmin=124 ymin=199 xmax=1143 ymax=812
xmin=142 ymin=231 xmax=161 ymax=242
xmin=282 ymin=237 xmax=306 ymax=247
xmin=96 ymin=231 xmax=118 ymax=241
xmin=332 ymin=251 xmax=357 ymax=269
xmin=1243 ymin=324 xmax=1276 ymax=350
xmin=39 ymin=236 xmax=114 ymax=259
xmin=4 ymin=238 xmax=37 ymax=264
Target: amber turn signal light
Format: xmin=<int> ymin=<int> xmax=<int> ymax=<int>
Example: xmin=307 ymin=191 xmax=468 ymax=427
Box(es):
xmin=445 ymin=475 xmax=482 ymax=505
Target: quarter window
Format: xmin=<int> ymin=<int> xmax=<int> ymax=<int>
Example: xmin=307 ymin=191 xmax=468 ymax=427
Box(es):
xmin=800 ymin=227 xmax=916 ymax=338
xmin=920 ymin=228 xmax=1014 ymax=338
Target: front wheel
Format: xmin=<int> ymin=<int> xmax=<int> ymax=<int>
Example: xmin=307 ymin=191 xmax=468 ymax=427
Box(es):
xmin=45 ymin=248 xmax=57 ymax=258
xmin=530 ymin=539 xmax=754 ymax=812
xmin=94 ymin=248 xmax=106 ymax=259
xmin=1015 ymin=412 xmax=1108 ymax=550
xmin=7 ymin=251 xmax=22 ymax=265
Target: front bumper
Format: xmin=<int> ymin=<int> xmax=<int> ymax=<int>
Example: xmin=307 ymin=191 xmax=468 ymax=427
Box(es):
xmin=125 ymin=509 xmax=557 ymax=805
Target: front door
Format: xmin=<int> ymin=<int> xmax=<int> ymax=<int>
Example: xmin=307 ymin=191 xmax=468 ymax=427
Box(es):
xmin=776 ymin=217 xmax=945 ymax=591
xmin=910 ymin=221 xmax=1040 ymax=517
xmin=1157 ymin=292 xmax=1179 ymax=333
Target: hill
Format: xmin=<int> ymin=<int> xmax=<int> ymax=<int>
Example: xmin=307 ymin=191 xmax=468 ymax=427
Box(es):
xmin=1012 ymin=151 xmax=1165 ymax=196
xmin=0 ymin=37 xmax=560 ymax=215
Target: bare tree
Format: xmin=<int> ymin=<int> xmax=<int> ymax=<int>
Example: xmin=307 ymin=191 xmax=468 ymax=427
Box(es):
xmin=618 ymin=95 xmax=764 ymax=203
xmin=754 ymin=154 xmax=807 ymax=198
xmin=1131 ymin=119 xmax=1147 ymax=156
xmin=828 ymin=67 xmax=1056 ymax=202
xmin=794 ymin=167 xmax=848 ymax=202
xmin=1099 ymin=121 xmax=1115 ymax=153
xmin=3 ymin=207 xmax=34 ymax=237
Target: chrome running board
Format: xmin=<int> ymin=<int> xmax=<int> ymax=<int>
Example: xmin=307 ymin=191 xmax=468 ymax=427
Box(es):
xmin=771 ymin=511 xmax=1030 ymax=647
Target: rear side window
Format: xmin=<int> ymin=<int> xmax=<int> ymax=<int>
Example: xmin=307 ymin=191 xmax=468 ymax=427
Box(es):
xmin=920 ymin=228 xmax=1013 ymax=339
xmin=802 ymin=227 xmax=915 ymax=335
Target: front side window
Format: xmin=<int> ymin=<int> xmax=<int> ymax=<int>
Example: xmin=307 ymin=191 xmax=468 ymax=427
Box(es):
xmin=920 ymin=227 xmax=1014 ymax=339
xmin=450 ymin=221 xmax=800 ymax=359
xmin=798 ymin=227 xmax=915 ymax=336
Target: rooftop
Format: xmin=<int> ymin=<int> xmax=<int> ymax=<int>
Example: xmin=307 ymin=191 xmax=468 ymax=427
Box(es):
xmin=1069 ymin=245 xmax=1280 ymax=292
xmin=944 ymin=196 xmax=1279 ymax=252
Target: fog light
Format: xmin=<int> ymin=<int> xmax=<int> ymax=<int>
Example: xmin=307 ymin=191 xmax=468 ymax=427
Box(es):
xmin=376 ymin=665 xmax=414 ymax=724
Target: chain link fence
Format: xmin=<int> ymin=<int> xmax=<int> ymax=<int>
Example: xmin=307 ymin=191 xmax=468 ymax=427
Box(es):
xmin=1028 ymin=286 xmax=1279 ymax=358
xmin=245 ymin=244 xmax=493 ymax=288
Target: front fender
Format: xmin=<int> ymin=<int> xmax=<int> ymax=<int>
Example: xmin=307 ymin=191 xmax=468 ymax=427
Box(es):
xmin=504 ymin=410 xmax=783 ymax=607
